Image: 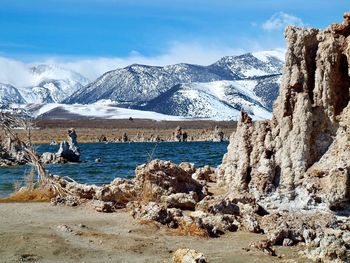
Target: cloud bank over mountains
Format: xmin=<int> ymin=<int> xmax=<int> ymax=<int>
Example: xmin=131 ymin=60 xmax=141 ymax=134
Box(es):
xmin=1 ymin=42 xmax=281 ymax=84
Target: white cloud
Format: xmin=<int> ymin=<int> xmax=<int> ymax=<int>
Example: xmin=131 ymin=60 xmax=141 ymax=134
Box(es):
xmin=0 ymin=41 xmax=284 ymax=86
xmin=0 ymin=57 xmax=33 ymax=87
xmin=262 ymin=12 xmax=304 ymax=31
xmin=40 ymin=42 xmax=245 ymax=80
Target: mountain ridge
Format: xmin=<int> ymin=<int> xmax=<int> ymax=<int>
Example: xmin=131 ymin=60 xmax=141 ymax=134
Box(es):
xmin=0 ymin=50 xmax=285 ymax=120
xmin=64 ymin=50 xmax=284 ymax=108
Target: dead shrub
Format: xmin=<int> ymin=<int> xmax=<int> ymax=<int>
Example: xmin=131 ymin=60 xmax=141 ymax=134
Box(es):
xmin=173 ymin=221 xmax=209 ymax=238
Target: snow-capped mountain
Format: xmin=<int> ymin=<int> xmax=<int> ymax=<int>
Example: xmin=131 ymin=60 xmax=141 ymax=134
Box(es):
xmin=138 ymin=80 xmax=273 ymax=120
xmin=208 ymin=50 xmax=284 ymax=79
xmin=64 ymin=50 xmax=285 ymax=111
xmin=64 ymin=63 xmax=230 ymax=105
xmin=0 ymin=83 xmax=26 ymax=107
xmin=0 ymin=64 xmax=89 ymax=104
xmin=0 ymin=50 xmax=285 ymax=121
xmin=23 ymin=65 xmax=89 ymax=103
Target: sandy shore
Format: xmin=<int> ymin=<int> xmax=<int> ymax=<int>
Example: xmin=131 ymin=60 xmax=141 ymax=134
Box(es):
xmin=0 ymin=203 xmax=307 ymax=263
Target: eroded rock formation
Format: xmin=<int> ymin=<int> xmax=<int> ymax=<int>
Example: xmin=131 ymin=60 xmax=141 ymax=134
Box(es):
xmin=42 ymin=128 xmax=80 ymax=163
xmin=0 ymin=137 xmax=26 ymax=166
xmin=173 ymin=126 xmax=188 ymax=142
xmin=212 ymin=126 xmax=225 ymax=142
xmin=218 ymin=13 xmax=350 ymax=212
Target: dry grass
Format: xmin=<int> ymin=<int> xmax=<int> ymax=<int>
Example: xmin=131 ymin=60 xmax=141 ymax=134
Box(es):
xmin=0 ymin=187 xmax=55 ymax=203
xmin=172 ymin=221 xmax=209 ymax=238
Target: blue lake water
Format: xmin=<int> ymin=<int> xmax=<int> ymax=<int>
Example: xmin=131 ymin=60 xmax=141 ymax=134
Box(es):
xmin=0 ymin=141 xmax=229 ymax=197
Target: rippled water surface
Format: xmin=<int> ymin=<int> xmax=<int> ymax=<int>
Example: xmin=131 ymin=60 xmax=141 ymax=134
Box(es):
xmin=0 ymin=141 xmax=228 ymax=196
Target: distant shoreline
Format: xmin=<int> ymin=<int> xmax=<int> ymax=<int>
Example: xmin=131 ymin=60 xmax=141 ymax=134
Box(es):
xmin=10 ymin=118 xmax=237 ymax=144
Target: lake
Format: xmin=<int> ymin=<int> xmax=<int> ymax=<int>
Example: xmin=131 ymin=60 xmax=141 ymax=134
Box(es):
xmin=0 ymin=141 xmax=229 ymax=197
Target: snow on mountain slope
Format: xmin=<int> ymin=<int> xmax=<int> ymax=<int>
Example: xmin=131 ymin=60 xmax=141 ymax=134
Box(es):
xmin=0 ymin=63 xmax=89 ymax=105
xmin=140 ymin=80 xmax=272 ymax=120
xmin=31 ymin=102 xmax=187 ymax=121
xmin=64 ymin=63 xmax=229 ymax=104
xmin=22 ymin=65 xmax=89 ymax=103
xmin=65 ymin=50 xmax=284 ymax=108
xmin=19 ymin=86 xmax=55 ymax=104
xmin=209 ymin=51 xmax=283 ymax=79
xmin=234 ymin=75 xmax=282 ymax=111
xmin=0 ymin=83 xmax=26 ymax=107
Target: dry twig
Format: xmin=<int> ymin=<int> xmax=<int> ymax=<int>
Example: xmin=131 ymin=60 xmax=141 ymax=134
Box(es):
xmin=0 ymin=110 xmax=70 ymax=197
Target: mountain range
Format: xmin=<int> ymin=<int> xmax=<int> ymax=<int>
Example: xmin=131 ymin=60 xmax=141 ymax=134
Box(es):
xmin=0 ymin=50 xmax=285 ymax=120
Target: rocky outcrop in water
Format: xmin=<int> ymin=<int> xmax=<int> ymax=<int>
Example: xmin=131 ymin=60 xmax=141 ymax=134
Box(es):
xmin=173 ymin=126 xmax=188 ymax=142
xmin=212 ymin=126 xmax=225 ymax=142
xmin=42 ymin=128 xmax=80 ymax=163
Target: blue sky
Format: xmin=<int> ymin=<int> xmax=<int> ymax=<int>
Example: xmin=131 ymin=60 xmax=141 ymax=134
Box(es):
xmin=0 ymin=0 xmax=349 ymax=78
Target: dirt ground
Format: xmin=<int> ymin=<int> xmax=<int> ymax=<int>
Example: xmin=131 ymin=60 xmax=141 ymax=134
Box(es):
xmin=0 ymin=203 xmax=309 ymax=263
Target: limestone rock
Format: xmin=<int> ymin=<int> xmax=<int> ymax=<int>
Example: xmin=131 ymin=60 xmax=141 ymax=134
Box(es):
xmin=122 ymin=132 xmax=128 ymax=142
xmin=172 ymin=248 xmax=207 ymax=263
xmin=91 ymin=200 xmax=114 ymax=213
xmin=42 ymin=128 xmax=80 ymax=163
xmin=302 ymin=233 xmax=350 ymax=262
xmin=217 ymin=13 xmax=350 ymax=211
xmin=65 ymin=182 xmax=99 ymax=199
xmin=95 ymin=178 xmax=136 ymax=207
xmin=132 ymin=202 xmax=182 ymax=228
xmin=162 ymin=192 xmax=199 ymax=210
xmin=134 ymin=160 xmax=205 ymax=203
xmin=190 ymin=210 xmax=239 ymax=236
xmin=56 ymin=128 xmax=80 ymax=162
xmin=192 ymin=165 xmax=216 ymax=182
xmin=173 ymin=126 xmax=188 ymax=142
xmin=56 ymin=224 xmax=73 ymax=233
xmin=212 ymin=126 xmax=225 ymax=142
xmin=41 ymin=152 xmax=63 ymax=164
xmin=0 ymin=137 xmax=26 ymax=166
xmin=50 ymin=195 xmax=80 ymax=207
xmin=179 ymin=162 xmax=196 ymax=175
